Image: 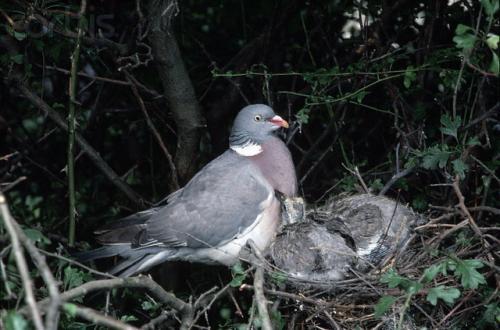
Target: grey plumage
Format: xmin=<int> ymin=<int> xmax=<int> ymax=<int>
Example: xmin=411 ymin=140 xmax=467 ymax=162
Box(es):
xmin=77 ymin=104 xmax=297 ymax=276
xmin=271 ymin=194 xmax=423 ymax=283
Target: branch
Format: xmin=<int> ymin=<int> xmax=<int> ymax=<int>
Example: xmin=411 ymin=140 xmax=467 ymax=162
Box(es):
xmin=124 ymin=70 xmax=180 ymax=190
xmin=253 ymin=267 xmax=273 ymax=330
xmin=11 ymin=223 xmax=61 ymax=330
xmin=0 ymin=193 xmax=44 ymax=330
xmin=67 ymin=0 xmax=87 ymax=247
xmin=11 ymin=77 xmax=145 ymax=205
xmin=247 ymin=240 xmax=272 ymax=330
xmin=147 ymin=0 xmax=204 ymax=182
xmin=379 ymin=166 xmax=415 ymax=196
xmin=63 ymin=303 xmax=138 ymax=330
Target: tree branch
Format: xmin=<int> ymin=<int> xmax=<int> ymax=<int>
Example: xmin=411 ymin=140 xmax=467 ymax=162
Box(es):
xmin=0 ymin=193 xmax=44 ymax=330
xmin=11 ymin=77 xmax=145 ymax=206
xmin=147 ymin=0 xmax=204 ymax=182
xmin=63 ymin=303 xmax=138 ymax=330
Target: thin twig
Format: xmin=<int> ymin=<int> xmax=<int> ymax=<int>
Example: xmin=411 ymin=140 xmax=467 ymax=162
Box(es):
xmin=124 ymin=70 xmax=180 ymax=190
xmin=12 ymin=222 xmax=61 ymax=330
xmin=12 ymin=78 xmax=145 ymax=205
xmin=0 ymin=193 xmax=44 ymax=330
xmin=63 ymin=303 xmax=138 ymax=330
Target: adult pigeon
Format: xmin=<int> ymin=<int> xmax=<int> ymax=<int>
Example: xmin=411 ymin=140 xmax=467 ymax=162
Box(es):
xmin=78 ymin=104 xmax=297 ymax=277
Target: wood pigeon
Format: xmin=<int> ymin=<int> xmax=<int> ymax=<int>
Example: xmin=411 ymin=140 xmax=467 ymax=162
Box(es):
xmin=271 ymin=194 xmax=422 ymax=283
xmin=78 ymin=104 xmax=297 ymax=277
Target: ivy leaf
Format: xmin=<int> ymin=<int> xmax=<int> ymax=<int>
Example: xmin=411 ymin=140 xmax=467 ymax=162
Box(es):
xmin=4 ymin=311 xmax=28 ymax=330
xmin=426 ymin=286 xmax=461 ymax=305
xmin=374 ymin=296 xmax=397 ymax=318
xmin=489 ymin=51 xmax=499 ymax=75
xmin=440 ymin=114 xmax=461 ymax=139
xmin=453 ymin=259 xmax=486 ymax=289
xmin=23 ymin=228 xmax=51 ymax=246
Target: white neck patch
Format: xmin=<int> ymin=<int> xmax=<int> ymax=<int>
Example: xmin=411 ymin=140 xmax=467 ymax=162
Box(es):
xmin=230 ymin=141 xmax=263 ymax=156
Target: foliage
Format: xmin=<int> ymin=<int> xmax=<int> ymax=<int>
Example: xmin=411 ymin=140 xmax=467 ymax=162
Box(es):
xmin=0 ymin=0 xmax=498 ymax=329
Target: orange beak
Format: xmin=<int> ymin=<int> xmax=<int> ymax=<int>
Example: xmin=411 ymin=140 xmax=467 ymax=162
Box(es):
xmin=269 ymin=115 xmax=289 ymax=128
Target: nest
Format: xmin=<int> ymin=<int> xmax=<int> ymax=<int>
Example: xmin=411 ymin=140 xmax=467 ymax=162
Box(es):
xmin=260 ymin=194 xmax=497 ymax=329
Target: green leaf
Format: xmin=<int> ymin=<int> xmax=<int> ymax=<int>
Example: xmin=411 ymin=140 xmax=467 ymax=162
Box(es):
xmin=230 ymin=263 xmax=247 ymax=287
xmin=422 ymin=263 xmax=446 ymax=283
xmin=481 ymin=0 xmax=500 ymax=16
xmin=452 ymin=159 xmax=469 ymax=179
xmin=120 ymin=315 xmax=138 ymax=322
xmin=63 ymin=303 xmax=78 ymax=318
xmin=426 ymin=286 xmax=461 ymax=305
xmin=453 ymin=33 xmax=477 ymax=50
xmin=356 ymin=91 xmax=369 ymax=103
xmin=270 ymin=271 xmax=288 ymax=285
xmin=421 ymin=146 xmax=451 ymax=170
xmin=219 ymin=307 xmax=232 ymax=320
xmin=23 ymin=228 xmax=51 ymax=245
xmin=489 ymin=51 xmax=499 ymax=75
xmin=440 ymin=114 xmax=461 ymax=139
xmin=380 ymin=268 xmax=405 ymax=288
xmin=453 ymin=259 xmax=486 ymax=289
xmin=486 ymin=33 xmax=499 ymax=50
xmin=64 ymin=266 xmax=87 ymax=291
xmin=466 ymin=136 xmax=481 ymax=146
xmin=403 ymin=66 xmax=416 ymax=89
xmin=4 ymin=311 xmax=28 ymax=330
xmin=10 ymin=54 xmax=24 ymax=65
xmin=481 ymin=303 xmax=500 ymax=325
xmin=455 ymin=24 xmax=473 ymax=35
xmin=374 ymin=296 xmax=397 ymax=318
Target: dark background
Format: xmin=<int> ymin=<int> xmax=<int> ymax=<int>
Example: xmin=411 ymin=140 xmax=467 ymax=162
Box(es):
xmin=0 ymin=0 xmax=498 ymax=329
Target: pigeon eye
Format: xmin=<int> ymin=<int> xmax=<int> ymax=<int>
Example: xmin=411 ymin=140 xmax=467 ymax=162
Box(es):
xmin=254 ymin=115 xmax=262 ymax=122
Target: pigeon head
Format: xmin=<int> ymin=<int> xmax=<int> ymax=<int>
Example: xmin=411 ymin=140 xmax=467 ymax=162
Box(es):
xmin=229 ymin=104 xmax=289 ymax=156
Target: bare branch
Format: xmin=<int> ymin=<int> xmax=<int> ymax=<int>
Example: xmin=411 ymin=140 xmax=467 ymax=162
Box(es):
xmin=0 ymin=193 xmax=44 ymax=330
xmin=11 ymin=77 xmax=145 ymax=205
xmin=63 ymin=303 xmax=138 ymax=330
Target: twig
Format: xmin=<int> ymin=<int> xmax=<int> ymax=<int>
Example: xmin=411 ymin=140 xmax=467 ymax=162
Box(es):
xmin=253 ymin=266 xmax=273 ymax=330
xmin=38 ymin=248 xmax=117 ymax=279
xmin=12 ymin=78 xmax=145 ymax=205
xmin=0 ymin=176 xmax=27 ymax=193
xmin=63 ymin=303 xmax=138 ymax=330
xmin=342 ymin=164 xmax=369 ymax=193
xmin=67 ymin=0 xmax=88 ymax=247
xmin=140 ymin=311 xmax=175 ymax=330
xmin=12 ymin=222 xmax=61 ymax=330
xmin=379 ymin=166 xmax=415 ymax=196
xmin=124 ymin=70 xmax=179 ymax=190
xmin=248 ymin=240 xmax=273 ymax=330
xmin=0 ymin=193 xmax=44 ymax=330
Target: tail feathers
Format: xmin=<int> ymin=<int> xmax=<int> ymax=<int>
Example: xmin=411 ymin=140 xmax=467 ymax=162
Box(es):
xmin=75 ymin=245 xmax=177 ymax=277
xmin=74 ymin=245 xmax=130 ymax=262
